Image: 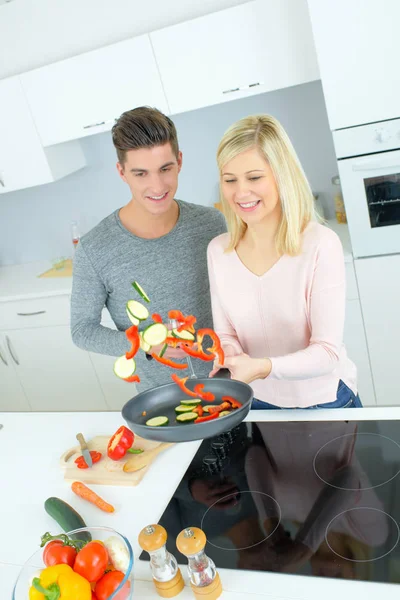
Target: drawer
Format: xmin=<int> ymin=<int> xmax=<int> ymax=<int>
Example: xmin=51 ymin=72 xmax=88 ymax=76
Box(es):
xmin=345 ymin=262 xmax=358 ymax=300
xmin=0 ymin=295 xmax=71 ymax=330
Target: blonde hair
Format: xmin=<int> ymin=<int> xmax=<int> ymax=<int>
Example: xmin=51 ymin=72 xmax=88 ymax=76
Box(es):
xmin=217 ymin=114 xmax=317 ymax=255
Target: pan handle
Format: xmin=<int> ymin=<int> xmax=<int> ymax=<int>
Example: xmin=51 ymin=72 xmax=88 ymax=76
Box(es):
xmin=216 ymin=368 xmax=231 ymax=379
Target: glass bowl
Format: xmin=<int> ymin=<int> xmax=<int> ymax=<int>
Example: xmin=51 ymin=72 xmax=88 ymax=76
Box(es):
xmin=12 ymin=526 xmax=134 ymax=600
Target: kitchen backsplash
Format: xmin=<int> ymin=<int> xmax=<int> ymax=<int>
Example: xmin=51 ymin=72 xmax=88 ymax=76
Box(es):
xmin=0 ymin=80 xmax=338 ymax=266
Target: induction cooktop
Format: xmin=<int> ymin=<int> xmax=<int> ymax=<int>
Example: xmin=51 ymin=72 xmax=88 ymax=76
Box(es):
xmin=140 ymin=420 xmax=400 ymax=584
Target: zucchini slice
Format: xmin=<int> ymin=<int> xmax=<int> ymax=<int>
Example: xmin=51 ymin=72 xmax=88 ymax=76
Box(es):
xmin=126 ymin=308 xmax=140 ymax=326
xmin=176 ymin=412 xmax=197 ymax=423
xmin=139 ymin=331 xmax=151 ymax=353
xmin=175 ymin=404 xmax=195 ymax=413
xmin=172 ymin=328 xmax=195 ymax=341
xmin=203 ymin=405 xmax=219 ymax=413
xmin=146 ymin=416 xmax=169 ymax=427
xmin=142 ymin=323 xmax=168 ymax=346
xmin=180 ymin=399 xmax=202 ymax=406
xmin=219 ymin=410 xmax=232 ymax=417
xmin=114 ymin=355 xmax=136 ymax=379
xmin=126 ymin=300 xmax=149 ymax=321
xmin=132 ymin=281 xmax=150 ymax=303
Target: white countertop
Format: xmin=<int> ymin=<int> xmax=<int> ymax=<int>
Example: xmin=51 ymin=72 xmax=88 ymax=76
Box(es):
xmin=0 ymin=221 xmax=353 ymax=304
xmin=2 ymin=407 xmax=400 ymax=599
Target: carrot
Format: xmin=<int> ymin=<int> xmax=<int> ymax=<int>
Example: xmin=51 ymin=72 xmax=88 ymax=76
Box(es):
xmin=71 ymin=481 xmax=115 ymax=513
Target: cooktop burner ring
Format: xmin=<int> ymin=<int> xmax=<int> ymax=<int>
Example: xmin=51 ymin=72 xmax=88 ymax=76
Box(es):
xmin=200 ymin=490 xmax=282 ymax=552
xmin=325 ymin=507 xmax=399 ymax=562
xmin=313 ymin=432 xmax=400 ymax=490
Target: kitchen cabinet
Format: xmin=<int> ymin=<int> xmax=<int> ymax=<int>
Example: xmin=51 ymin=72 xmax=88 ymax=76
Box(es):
xmin=307 ymin=0 xmax=400 ymax=130
xmin=21 ymin=35 xmax=169 ymax=147
xmin=0 ymin=77 xmax=85 ymax=194
xmin=151 ymin=0 xmax=319 ymax=115
xmin=4 ymin=326 xmax=108 ymax=412
xmin=0 ymin=336 xmax=31 ymax=412
xmin=89 ymin=352 xmax=136 ymax=411
xmin=355 ymin=255 xmax=400 ymax=406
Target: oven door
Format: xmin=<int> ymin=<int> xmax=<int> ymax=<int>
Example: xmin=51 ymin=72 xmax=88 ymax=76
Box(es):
xmin=338 ymin=149 xmax=400 ymax=258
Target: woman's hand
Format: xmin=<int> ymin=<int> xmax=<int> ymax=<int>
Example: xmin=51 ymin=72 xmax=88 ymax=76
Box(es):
xmin=223 ymin=353 xmax=272 ymax=384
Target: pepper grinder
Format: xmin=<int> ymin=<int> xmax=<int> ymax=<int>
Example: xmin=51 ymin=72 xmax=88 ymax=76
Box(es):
xmin=176 ymin=527 xmax=222 ymax=600
xmin=138 ymin=524 xmax=184 ymax=598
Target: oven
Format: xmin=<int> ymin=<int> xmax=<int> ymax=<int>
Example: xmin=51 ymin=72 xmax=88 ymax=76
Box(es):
xmin=333 ymin=117 xmax=400 ymax=258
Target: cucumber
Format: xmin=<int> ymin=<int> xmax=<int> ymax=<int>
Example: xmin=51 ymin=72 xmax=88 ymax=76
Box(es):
xmin=146 ymin=416 xmax=169 ymax=427
xmin=176 ymin=412 xmax=197 ymax=423
xmin=159 ymin=343 xmax=168 ymax=358
xmin=126 ymin=308 xmax=140 ymax=326
xmin=142 ymin=323 xmax=168 ymax=346
xmin=45 ymin=497 xmax=91 ymax=542
xmin=175 ymin=404 xmax=195 ymax=413
xmin=180 ymin=399 xmax=202 ymax=406
xmin=114 ymin=355 xmax=136 ymax=379
xmin=172 ymin=328 xmax=195 ymax=341
xmin=139 ymin=331 xmax=151 ymax=353
xmin=126 ymin=300 xmax=149 ymax=321
xmin=132 ymin=281 xmax=150 ymax=303
xmin=219 ymin=410 xmax=232 ymax=417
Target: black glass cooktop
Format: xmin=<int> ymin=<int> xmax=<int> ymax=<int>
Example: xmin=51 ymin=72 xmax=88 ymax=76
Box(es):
xmin=140 ymin=420 xmax=400 ymax=584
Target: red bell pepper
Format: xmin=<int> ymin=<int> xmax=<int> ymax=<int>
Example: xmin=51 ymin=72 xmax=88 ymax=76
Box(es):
xmin=222 ymin=396 xmax=243 ymax=409
xmin=125 ymin=325 xmax=140 ymax=360
xmin=152 ymin=313 xmax=163 ymax=323
xmin=171 ymin=374 xmax=199 ymax=398
xmin=193 ymin=405 xmax=204 ymax=417
xmin=75 ymin=451 xmax=102 ymax=469
xmin=181 ymin=343 xmax=214 ymax=361
xmin=194 ymin=383 xmax=215 ymax=402
xmin=168 ymin=310 xmax=185 ymax=322
xmin=151 ymin=353 xmax=188 ymax=370
xmin=195 ymin=412 xmax=220 ymax=424
xmin=208 ymin=402 xmax=231 ymax=414
xmin=196 ymin=329 xmax=225 ymax=365
xmin=123 ymin=375 xmax=141 ymax=383
xmin=177 ymin=314 xmax=197 ymax=333
xmin=107 ymin=426 xmax=134 ymax=460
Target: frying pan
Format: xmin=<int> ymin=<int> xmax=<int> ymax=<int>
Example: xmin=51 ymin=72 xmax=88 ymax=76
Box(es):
xmin=121 ymin=370 xmax=253 ymax=443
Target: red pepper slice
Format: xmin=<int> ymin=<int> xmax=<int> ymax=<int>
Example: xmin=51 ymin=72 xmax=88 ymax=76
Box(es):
xmin=181 ymin=343 xmax=214 ymax=362
xmin=194 ymin=383 xmax=215 ymax=402
xmin=125 ymin=325 xmax=140 ymax=360
xmin=107 ymin=426 xmax=134 ymax=461
xmin=168 ymin=310 xmax=185 ymax=322
xmin=193 ymin=405 xmax=204 ymax=417
xmin=171 ymin=374 xmax=199 ymax=398
xmin=196 ymin=328 xmax=225 ymax=365
xmin=222 ymin=395 xmax=243 ymax=409
xmin=75 ymin=451 xmax=102 ymax=469
xmin=123 ymin=375 xmax=141 ymax=383
xmin=151 ymin=353 xmax=188 ymax=370
xmin=195 ymin=412 xmax=220 ymax=424
xmin=152 ymin=313 xmax=163 ymax=323
xmin=208 ymin=402 xmax=231 ymax=414
xmin=177 ymin=315 xmax=197 ymax=333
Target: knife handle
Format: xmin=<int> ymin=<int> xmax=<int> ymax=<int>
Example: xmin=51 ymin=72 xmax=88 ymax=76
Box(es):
xmin=76 ymin=433 xmax=89 ymax=451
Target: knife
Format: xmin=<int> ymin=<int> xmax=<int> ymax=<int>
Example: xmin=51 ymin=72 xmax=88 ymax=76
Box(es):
xmin=76 ymin=433 xmax=93 ymax=468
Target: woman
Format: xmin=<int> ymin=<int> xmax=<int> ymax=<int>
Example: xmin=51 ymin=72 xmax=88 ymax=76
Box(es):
xmin=208 ymin=114 xmax=360 ymax=409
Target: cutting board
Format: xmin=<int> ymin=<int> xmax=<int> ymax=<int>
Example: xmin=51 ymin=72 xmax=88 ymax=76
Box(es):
xmin=60 ymin=435 xmax=171 ymax=486
xmin=38 ymin=259 xmax=73 ymax=278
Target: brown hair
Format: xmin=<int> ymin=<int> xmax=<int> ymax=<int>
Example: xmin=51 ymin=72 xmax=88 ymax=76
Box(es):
xmin=112 ymin=106 xmax=179 ymax=164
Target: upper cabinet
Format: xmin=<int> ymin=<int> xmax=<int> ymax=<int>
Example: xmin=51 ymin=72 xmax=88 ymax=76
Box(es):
xmin=150 ymin=0 xmax=320 ymax=115
xmin=0 ymin=77 xmax=85 ymax=194
xmin=20 ymin=35 xmax=170 ymax=147
xmin=307 ymin=0 xmax=400 ymax=130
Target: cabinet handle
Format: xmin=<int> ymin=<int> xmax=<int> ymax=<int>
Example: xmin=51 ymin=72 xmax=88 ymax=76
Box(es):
xmin=222 ymin=81 xmax=263 ymax=95
xmin=0 ymin=175 xmax=5 ymax=188
xmin=0 ymin=347 xmax=8 ymax=366
xmin=83 ymin=119 xmax=115 ymax=130
xmin=6 ymin=336 xmax=19 ymax=365
xmin=17 ymin=311 xmax=46 ymax=316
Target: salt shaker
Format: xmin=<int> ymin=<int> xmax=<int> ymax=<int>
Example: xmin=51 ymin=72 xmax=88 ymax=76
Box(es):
xmin=176 ymin=527 xmax=222 ymax=600
xmin=138 ymin=524 xmax=184 ymax=598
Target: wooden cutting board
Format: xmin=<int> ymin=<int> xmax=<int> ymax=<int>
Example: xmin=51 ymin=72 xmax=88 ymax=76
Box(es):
xmin=38 ymin=259 xmax=73 ymax=278
xmin=60 ymin=435 xmax=171 ymax=486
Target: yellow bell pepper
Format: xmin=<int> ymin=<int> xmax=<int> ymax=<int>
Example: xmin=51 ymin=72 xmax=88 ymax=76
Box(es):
xmin=29 ymin=564 xmax=91 ymax=600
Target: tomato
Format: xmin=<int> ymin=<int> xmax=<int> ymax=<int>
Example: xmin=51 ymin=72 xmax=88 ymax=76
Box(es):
xmin=95 ymin=570 xmax=131 ymax=600
xmin=43 ymin=540 xmax=77 ymax=567
xmin=74 ymin=541 xmax=109 ymax=583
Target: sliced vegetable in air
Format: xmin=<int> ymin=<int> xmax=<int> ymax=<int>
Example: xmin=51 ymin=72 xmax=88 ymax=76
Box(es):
xmin=132 ymin=281 xmax=150 ymax=303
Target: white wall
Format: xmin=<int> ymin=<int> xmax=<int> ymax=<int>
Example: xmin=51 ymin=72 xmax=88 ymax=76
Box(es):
xmin=0 ymin=0 xmax=251 ymax=79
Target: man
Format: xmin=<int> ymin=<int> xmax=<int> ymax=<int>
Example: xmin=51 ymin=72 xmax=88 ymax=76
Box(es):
xmin=71 ymin=106 xmax=226 ymax=391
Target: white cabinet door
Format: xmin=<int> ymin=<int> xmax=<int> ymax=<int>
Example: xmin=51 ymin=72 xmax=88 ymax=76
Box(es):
xmin=5 ymin=327 xmax=108 ymax=412
xmin=355 ymin=256 xmax=400 ymax=406
xmin=151 ymin=0 xmax=319 ymax=115
xmin=307 ymin=0 xmax=400 ymax=129
xmin=89 ymin=352 xmax=137 ymax=411
xmin=344 ymin=299 xmax=376 ymax=406
xmin=0 ymin=336 xmax=31 ymax=412
xmin=21 ymin=35 xmax=169 ymax=147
